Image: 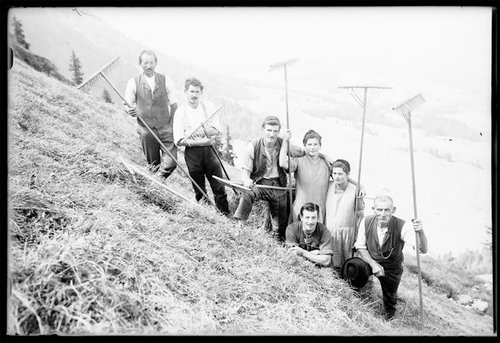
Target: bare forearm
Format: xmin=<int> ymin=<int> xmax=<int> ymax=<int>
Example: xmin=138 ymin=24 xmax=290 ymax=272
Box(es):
xmin=303 ymin=251 xmax=331 ymax=267
xmin=417 ymin=230 xmax=428 ymax=254
xmin=347 ymin=177 xmax=358 ymax=186
xmin=203 ymin=125 xmax=219 ymax=137
xmin=179 ymin=137 xmax=213 ymax=147
xmin=357 ymin=249 xmax=379 ymax=269
xmin=279 ymin=140 xmax=289 ymax=169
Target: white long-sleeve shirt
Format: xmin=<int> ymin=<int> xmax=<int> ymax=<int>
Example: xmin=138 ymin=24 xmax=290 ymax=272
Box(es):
xmin=354 ymin=217 xmax=417 ymax=250
xmin=124 ymin=73 xmax=178 ymax=107
xmin=173 ymin=100 xmax=220 ymax=145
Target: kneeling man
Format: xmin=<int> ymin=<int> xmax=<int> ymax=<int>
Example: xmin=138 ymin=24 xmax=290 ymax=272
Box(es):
xmin=353 ymin=195 xmax=428 ymax=320
xmin=285 ymin=202 xmax=333 ymax=267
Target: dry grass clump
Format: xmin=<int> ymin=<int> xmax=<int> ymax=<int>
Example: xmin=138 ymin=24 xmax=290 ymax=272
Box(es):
xmin=404 ymin=253 xmax=476 ymax=300
xmin=9 ymin=187 xmax=69 ymax=246
xmin=7 ymin=59 xmax=494 ymax=336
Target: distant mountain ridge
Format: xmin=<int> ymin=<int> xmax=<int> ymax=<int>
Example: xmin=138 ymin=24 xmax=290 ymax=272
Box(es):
xmin=8 ymin=7 xmax=487 ymax=143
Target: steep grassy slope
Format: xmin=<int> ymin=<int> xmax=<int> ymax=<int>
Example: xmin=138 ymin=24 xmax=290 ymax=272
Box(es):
xmin=7 ymin=60 xmax=494 ymax=336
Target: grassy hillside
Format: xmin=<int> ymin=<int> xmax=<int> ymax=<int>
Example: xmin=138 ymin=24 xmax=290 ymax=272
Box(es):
xmin=7 ymin=59 xmax=494 ymax=336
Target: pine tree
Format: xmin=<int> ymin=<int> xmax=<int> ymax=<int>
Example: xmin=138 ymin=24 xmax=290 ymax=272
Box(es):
xmin=12 ymin=16 xmax=30 ymax=49
xmin=69 ymin=50 xmax=84 ymax=85
xmin=222 ymin=125 xmax=235 ymax=166
xmin=102 ymin=89 xmax=113 ymax=104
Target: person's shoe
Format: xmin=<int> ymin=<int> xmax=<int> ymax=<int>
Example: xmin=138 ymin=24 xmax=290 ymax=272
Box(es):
xmin=384 ymin=311 xmax=396 ymax=321
xmin=161 ymin=172 xmax=172 ymax=179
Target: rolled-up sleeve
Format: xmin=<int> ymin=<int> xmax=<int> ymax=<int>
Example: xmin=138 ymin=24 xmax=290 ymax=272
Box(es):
xmin=173 ymin=107 xmax=186 ymax=145
xmin=285 ymin=223 xmax=299 ymax=247
xmin=124 ymin=78 xmax=136 ymax=107
xmin=164 ymin=75 xmax=178 ymax=105
xmin=354 ymin=218 xmax=367 ymax=250
xmin=241 ymin=142 xmax=255 ymax=173
xmin=319 ymin=229 xmax=334 ymax=255
xmin=401 ymin=221 xmax=417 ymax=250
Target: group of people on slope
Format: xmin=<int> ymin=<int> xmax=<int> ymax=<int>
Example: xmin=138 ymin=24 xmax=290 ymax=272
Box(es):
xmin=124 ymin=50 xmax=428 ymax=321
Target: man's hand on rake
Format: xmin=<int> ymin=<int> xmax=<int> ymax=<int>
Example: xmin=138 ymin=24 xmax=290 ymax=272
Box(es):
xmin=180 ymin=135 xmax=217 ymax=147
xmin=123 ymin=102 xmax=137 ymax=117
xmin=242 ymin=177 xmax=254 ymax=188
xmin=357 ymin=186 xmax=366 ymax=198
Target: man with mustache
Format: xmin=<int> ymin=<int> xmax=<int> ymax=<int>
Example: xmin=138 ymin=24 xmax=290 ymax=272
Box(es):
xmin=353 ymin=195 xmax=428 ymax=320
xmin=173 ymin=78 xmax=229 ymax=215
xmin=285 ymin=202 xmax=333 ymax=267
xmin=125 ymin=50 xmax=179 ymax=179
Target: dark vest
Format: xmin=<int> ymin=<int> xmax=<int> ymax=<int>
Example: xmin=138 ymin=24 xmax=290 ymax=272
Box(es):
xmin=134 ymin=73 xmax=172 ymax=139
xmin=249 ymin=137 xmax=287 ymax=187
xmin=364 ymin=215 xmax=405 ymax=270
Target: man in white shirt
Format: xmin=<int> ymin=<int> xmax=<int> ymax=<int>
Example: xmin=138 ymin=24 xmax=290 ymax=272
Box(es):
xmin=124 ymin=50 xmax=179 ymax=179
xmin=173 ymin=78 xmax=229 ymax=215
xmin=353 ymin=195 xmax=428 ymax=320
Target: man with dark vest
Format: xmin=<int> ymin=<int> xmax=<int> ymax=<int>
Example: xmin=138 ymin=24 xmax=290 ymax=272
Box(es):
xmin=173 ymin=77 xmax=229 ymax=215
xmin=285 ymin=202 xmax=333 ymax=267
xmin=353 ymin=195 xmax=428 ymax=320
xmin=125 ymin=50 xmax=179 ymax=179
xmin=233 ymin=116 xmax=303 ymax=241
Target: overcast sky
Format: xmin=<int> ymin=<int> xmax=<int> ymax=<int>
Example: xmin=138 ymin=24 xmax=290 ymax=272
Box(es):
xmin=90 ymin=7 xmax=491 ymax=88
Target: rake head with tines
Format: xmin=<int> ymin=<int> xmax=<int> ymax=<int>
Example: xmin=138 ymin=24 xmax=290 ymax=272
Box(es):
xmin=78 ymin=56 xmax=121 ymax=92
xmin=182 ymin=105 xmax=225 ymax=141
xmin=339 ymin=85 xmax=392 ymax=108
xmin=393 ymin=93 xmax=425 ymax=126
xmin=269 ymin=58 xmax=298 ymax=72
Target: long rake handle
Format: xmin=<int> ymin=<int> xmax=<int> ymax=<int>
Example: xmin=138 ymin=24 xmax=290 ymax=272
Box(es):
xmin=284 ymin=65 xmax=294 ymax=224
xmin=408 ymin=114 xmax=424 ymax=328
xmin=352 ymin=88 xmax=368 ymax=240
xmin=100 ymin=73 xmax=217 ymax=210
xmin=209 ymin=145 xmax=239 ymax=195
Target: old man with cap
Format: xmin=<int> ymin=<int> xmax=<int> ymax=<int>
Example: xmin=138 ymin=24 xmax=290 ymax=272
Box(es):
xmin=347 ymin=195 xmax=428 ymax=320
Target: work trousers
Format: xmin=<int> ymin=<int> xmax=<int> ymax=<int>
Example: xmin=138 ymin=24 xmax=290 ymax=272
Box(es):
xmin=184 ymin=146 xmax=229 ymax=215
xmin=137 ymin=125 xmax=177 ymax=178
xmin=233 ymin=178 xmax=289 ymax=241
xmin=376 ymin=265 xmax=403 ymax=319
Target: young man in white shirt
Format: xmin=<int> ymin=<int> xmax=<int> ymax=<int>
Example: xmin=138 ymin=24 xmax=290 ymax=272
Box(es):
xmin=173 ymin=78 xmax=229 ymax=215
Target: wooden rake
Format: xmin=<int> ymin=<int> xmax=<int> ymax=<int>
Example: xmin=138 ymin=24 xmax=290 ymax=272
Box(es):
xmin=270 ymin=58 xmax=299 ymax=224
xmin=339 ymin=85 xmax=391 ymax=238
xmin=179 ymin=105 xmax=236 ymax=193
xmin=393 ymin=93 xmax=425 ymax=328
